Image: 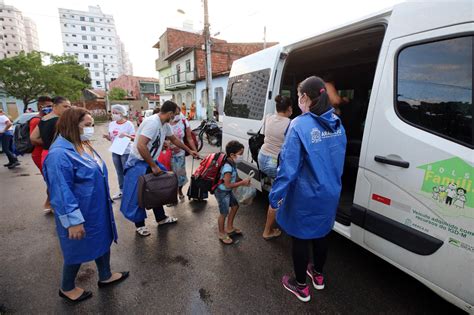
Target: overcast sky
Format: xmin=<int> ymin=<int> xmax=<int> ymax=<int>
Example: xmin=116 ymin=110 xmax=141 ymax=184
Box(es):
xmin=10 ymin=0 xmax=405 ymax=78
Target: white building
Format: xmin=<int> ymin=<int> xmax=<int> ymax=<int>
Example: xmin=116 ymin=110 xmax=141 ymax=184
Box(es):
xmin=0 ymin=0 xmax=40 ymax=59
xmin=58 ymin=5 xmax=133 ymax=89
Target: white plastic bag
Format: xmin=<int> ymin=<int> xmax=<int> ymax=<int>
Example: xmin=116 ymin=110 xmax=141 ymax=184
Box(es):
xmin=233 ymin=170 xmax=257 ymax=205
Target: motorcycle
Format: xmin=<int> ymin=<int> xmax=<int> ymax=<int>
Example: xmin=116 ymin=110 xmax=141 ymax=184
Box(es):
xmin=192 ymin=119 xmax=222 ymax=152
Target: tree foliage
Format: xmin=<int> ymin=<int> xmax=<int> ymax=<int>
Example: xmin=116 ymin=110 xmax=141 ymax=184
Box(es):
xmin=108 ymin=87 xmax=128 ymax=100
xmin=0 ymin=51 xmax=91 ymax=112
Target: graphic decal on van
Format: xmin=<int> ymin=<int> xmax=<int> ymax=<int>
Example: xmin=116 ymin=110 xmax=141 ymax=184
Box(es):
xmin=418 ymin=157 xmax=473 ymax=215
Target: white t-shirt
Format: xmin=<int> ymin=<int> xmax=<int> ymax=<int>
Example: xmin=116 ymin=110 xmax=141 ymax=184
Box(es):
xmin=130 ymin=114 xmax=173 ymax=160
xmin=169 ymin=114 xmax=190 ymax=157
xmin=108 ymin=120 xmax=136 ymax=154
xmin=0 ymin=115 xmax=12 ymax=133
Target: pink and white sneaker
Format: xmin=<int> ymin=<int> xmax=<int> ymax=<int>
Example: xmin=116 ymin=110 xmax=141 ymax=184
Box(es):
xmin=281 ymin=275 xmax=311 ymax=302
xmin=306 ymin=264 xmax=325 ymax=290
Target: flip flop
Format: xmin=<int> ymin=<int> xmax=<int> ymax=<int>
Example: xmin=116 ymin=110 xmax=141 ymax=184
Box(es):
xmin=227 ymin=228 xmax=242 ymax=236
xmin=263 ymin=229 xmax=282 ymax=241
xmin=219 ymin=235 xmax=233 ymax=245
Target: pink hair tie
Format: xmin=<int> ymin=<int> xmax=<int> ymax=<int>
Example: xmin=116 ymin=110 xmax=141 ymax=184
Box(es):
xmin=320 ymin=88 xmax=325 ymax=94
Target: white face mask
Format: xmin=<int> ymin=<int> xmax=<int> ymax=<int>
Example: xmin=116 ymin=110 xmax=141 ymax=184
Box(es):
xmin=235 ymin=155 xmax=244 ymax=163
xmin=112 ymin=114 xmax=122 ymax=121
xmin=173 ymin=115 xmax=181 ymax=122
xmin=80 ymin=126 xmax=95 ymax=141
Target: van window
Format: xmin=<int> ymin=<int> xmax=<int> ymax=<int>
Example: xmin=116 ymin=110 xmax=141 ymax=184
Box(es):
xmin=396 ymin=36 xmax=473 ymax=147
xmin=224 ymin=69 xmax=270 ymax=120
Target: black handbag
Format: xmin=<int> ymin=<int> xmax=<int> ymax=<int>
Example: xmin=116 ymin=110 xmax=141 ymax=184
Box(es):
xmin=138 ymin=172 xmax=178 ymax=209
xmin=248 ymin=116 xmax=267 ymax=163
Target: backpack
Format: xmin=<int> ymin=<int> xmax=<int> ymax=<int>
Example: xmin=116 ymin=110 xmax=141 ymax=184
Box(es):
xmin=13 ymin=117 xmax=37 ymax=154
xmin=192 ymin=152 xmax=227 ymax=194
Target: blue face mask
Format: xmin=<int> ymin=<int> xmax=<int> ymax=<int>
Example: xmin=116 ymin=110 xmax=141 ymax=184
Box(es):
xmin=42 ymin=106 xmax=53 ymax=114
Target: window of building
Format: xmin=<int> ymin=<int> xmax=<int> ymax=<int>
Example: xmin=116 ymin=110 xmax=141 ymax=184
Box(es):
xmin=83 ymin=44 xmax=88 ymax=49
xmin=92 ymin=45 xmax=97 ymax=50
xmin=109 ymin=47 xmax=112 ymax=50
xmin=72 ymin=34 xmax=76 ymax=37
xmin=85 ymin=63 xmax=90 ymax=67
xmin=80 ymin=16 xmax=85 ymax=21
xmin=102 ymin=46 xmax=106 ymax=49
xmin=107 ymin=29 xmax=111 ymax=32
xmin=62 ymin=14 xmax=66 ymax=17
xmin=66 ymin=43 xmax=70 ymax=47
xmin=63 ymin=23 xmax=67 ymax=27
xmin=4 ymin=35 xmax=6 ymax=38
xmin=72 ymin=25 xmax=76 ymax=28
xmin=81 ymin=26 xmax=86 ymax=31
xmin=109 ymin=56 xmax=113 ymax=59
xmin=65 ymin=34 xmax=69 ymax=37
xmin=5 ymin=43 xmax=8 ymax=46
xmin=396 ymin=36 xmax=473 ymax=147
xmin=108 ymin=38 xmax=112 ymax=41
xmin=100 ymin=28 xmax=104 ymax=31
xmin=107 ymin=19 xmax=110 ymax=23
xmin=74 ymin=53 xmax=79 ymax=56
xmin=101 ymin=37 xmax=105 ymax=40
xmin=95 ymin=72 xmax=100 ymax=77
xmin=84 ymin=54 xmax=89 ymax=58
xmin=185 ymin=59 xmax=191 ymax=72
xmin=91 ymin=36 xmax=96 ymax=41
xmin=89 ymin=17 xmax=94 ymax=22
xmin=73 ymin=44 xmax=78 ymax=47
xmin=93 ymin=54 xmax=98 ymax=59
xmin=224 ymin=68 xmax=271 ymax=120
xmin=100 ymin=19 xmax=103 ymax=22
xmin=94 ymin=63 xmax=99 ymax=68
xmin=91 ymin=27 xmax=95 ymax=32
xmin=12 ymin=35 xmax=15 ymax=38
xmin=96 ymin=80 xmax=101 ymax=86
xmin=82 ymin=35 xmax=87 ymax=40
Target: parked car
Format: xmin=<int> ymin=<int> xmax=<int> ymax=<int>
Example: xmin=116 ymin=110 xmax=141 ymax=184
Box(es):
xmin=222 ymin=1 xmax=473 ymax=312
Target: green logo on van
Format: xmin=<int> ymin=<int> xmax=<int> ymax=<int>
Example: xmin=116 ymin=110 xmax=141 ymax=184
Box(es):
xmin=418 ymin=157 xmax=473 ymax=210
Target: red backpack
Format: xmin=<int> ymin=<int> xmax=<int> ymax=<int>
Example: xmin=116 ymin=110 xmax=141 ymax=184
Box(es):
xmin=192 ymin=152 xmax=227 ymax=193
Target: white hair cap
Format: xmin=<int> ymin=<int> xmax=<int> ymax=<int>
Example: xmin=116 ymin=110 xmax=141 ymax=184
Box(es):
xmin=111 ymin=104 xmax=127 ymax=116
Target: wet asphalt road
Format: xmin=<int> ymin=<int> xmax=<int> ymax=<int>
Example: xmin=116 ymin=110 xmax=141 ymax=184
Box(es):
xmin=0 ymin=122 xmax=466 ymax=314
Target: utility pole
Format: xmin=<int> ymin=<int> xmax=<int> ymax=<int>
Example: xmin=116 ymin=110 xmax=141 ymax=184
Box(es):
xmin=102 ymin=59 xmax=110 ymax=112
xmin=203 ymin=0 xmax=213 ymax=120
xmin=263 ymin=26 xmax=267 ymax=49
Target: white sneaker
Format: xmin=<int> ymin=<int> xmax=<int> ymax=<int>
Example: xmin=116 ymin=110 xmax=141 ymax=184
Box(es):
xmin=43 ymin=208 xmax=53 ymax=214
xmin=112 ymin=192 xmax=123 ymax=200
xmin=136 ymin=226 xmax=151 ymax=237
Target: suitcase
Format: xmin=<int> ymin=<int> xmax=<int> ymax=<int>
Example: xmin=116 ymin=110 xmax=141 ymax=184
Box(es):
xmin=187 ymin=176 xmax=209 ymax=201
xmin=138 ymin=171 xmax=178 ymax=209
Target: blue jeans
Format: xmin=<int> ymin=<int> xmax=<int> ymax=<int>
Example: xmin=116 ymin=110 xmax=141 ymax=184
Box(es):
xmin=61 ymin=251 xmax=112 ymax=291
xmin=215 ymin=188 xmax=239 ymax=216
xmin=1 ymin=132 xmax=18 ymax=164
xmin=258 ymin=151 xmax=278 ymax=179
xmin=112 ymin=153 xmax=129 ymax=191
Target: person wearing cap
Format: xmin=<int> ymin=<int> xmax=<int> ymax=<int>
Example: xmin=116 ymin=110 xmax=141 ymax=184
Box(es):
xmin=103 ymin=105 xmax=135 ymax=200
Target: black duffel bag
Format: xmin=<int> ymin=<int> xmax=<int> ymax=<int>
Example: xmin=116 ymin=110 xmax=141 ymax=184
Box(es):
xmin=248 ymin=128 xmax=265 ymax=163
xmin=138 ymin=171 xmax=178 ymax=209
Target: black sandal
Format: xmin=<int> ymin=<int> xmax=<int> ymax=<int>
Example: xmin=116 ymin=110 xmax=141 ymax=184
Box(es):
xmin=98 ymin=271 xmax=130 ymax=288
xmin=59 ymin=290 xmax=93 ymax=303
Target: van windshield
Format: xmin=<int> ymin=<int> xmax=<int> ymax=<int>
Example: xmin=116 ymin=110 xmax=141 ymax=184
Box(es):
xmin=224 ymin=68 xmax=270 ymax=120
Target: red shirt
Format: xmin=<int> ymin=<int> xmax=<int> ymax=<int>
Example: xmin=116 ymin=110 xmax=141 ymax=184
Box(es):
xmin=29 ymin=116 xmax=43 ymax=157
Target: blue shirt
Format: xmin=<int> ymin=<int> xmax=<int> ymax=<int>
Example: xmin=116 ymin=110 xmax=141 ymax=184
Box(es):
xmin=218 ymin=162 xmax=237 ymax=191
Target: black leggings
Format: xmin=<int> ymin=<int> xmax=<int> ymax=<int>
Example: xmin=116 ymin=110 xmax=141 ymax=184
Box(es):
xmin=292 ymin=236 xmax=328 ymax=284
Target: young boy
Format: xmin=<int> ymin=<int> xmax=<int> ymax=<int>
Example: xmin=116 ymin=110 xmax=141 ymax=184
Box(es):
xmin=215 ymin=141 xmax=251 ymax=245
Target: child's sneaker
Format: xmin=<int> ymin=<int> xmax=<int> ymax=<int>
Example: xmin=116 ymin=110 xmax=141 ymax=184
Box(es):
xmin=306 ymin=264 xmax=325 ymax=290
xmin=281 ymin=275 xmax=311 ymax=302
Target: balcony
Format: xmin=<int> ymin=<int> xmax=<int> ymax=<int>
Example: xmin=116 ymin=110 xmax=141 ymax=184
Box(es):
xmin=155 ymin=58 xmax=170 ymax=71
xmin=164 ymin=71 xmax=196 ymax=91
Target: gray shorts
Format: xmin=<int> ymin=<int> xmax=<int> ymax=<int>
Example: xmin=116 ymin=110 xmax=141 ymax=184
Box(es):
xmin=214 ymin=188 xmax=239 ymax=216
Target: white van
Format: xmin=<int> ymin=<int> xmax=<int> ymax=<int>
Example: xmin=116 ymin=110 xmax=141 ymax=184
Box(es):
xmin=222 ymin=1 xmax=473 ymax=312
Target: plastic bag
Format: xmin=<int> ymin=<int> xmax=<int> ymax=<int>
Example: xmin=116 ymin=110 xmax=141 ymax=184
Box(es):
xmin=233 ymin=170 xmax=257 ymax=205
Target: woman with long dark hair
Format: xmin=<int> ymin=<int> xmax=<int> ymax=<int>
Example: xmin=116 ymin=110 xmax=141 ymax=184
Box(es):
xmin=43 ymin=107 xmax=128 ymax=303
xmin=269 ymin=76 xmax=346 ymax=302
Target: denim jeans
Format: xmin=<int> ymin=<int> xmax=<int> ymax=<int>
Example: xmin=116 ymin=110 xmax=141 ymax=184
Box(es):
xmin=61 ymin=251 xmax=112 ymax=291
xmin=112 ymin=153 xmax=129 ymax=191
xmin=258 ymin=151 xmax=278 ymax=179
xmin=1 ymin=132 xmax=18 ymax=164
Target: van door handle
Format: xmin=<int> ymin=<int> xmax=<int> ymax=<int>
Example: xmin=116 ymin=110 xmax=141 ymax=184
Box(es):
xmin=374 ymin=155 xmax=410 ymax=168
xmin=247 ymin=130 xmax=258 ymax=136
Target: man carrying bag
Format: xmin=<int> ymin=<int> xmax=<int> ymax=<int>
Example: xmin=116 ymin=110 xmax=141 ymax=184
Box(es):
xmin=120 ymin=101 xmax=199 ymax=237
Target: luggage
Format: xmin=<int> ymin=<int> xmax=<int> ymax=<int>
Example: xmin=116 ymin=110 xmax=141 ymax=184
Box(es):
xmin=187 ymin=176 xmax=209 ymax=201
xmin=187 ymin=152 xmax=226 ymax=200
xmin=138 ymin=171 xmax=178 ymax=209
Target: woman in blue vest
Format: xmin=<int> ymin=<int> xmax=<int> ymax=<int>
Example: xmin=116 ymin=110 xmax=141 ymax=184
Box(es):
xmin=43 ymin=107 xmax=129 ymax=303
xmin=269 ymin=76 xmax=346 ymax=302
